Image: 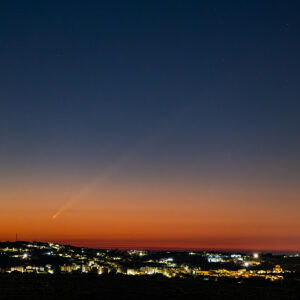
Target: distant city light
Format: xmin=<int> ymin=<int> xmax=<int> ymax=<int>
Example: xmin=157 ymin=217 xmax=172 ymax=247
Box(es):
xmin=0 ymin=241 xmax=291 ymax=281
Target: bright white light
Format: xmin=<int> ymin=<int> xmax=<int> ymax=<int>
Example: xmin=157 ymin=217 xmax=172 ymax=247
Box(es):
xmin=253 ymin=253 xmax=259 ymax=259
xmin=23 ymin=253 xmax=28 ymax=259
xmin=244 ymin=262 xmax=249 ymax=267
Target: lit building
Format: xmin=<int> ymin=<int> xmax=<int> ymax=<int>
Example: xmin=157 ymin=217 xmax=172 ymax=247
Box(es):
xmin=273 ymin=265 xmax=283 ymax=273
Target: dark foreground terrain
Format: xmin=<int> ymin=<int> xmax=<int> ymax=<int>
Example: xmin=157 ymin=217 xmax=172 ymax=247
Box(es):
xmin=0 ymin=274 xmax=299 ymax=300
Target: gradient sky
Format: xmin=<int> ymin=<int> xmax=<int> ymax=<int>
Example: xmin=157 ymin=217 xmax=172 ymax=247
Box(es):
xmin=0 ymin=1 xmax=300 ymax=251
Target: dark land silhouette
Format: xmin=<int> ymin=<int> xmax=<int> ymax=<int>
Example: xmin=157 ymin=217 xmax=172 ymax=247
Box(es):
xmin=0 ymin=273 xmax=299 ymax=300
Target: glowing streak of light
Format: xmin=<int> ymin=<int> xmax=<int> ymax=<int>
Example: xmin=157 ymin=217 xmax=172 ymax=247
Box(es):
xmin=51 ymin=102 xmax=193 ymax=221
xmin=51 ymin=157 xmax=131 ymax=221
xmin=52 ymin=201 xmax=73 ymax=220
xmin=51 ymin=147 xmax=146 ymax=221
xmin=51 ymin=180 xmax=100 ymax=220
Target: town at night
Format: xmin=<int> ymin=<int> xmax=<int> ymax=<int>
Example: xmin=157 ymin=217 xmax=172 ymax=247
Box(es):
xmin=1 ymin=241 xmax=299 ymax=281
xmin=1 ymin=0 xmax=300 ymax=298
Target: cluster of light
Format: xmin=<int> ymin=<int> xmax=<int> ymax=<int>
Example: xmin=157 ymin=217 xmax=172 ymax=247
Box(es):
xmin=0 ymin=242 xmax=293 ymax=281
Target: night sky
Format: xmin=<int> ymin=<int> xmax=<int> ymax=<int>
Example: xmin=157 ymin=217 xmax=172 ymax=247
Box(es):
xmin=1 ymin=1 xmax=299 ymax=251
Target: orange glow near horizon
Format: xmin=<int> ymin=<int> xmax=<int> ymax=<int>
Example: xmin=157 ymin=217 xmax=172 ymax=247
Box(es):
xmin=1 ymin=0 xmax=300 ymax=256
xmin=1 ymin=175 xmax=299 ymax=251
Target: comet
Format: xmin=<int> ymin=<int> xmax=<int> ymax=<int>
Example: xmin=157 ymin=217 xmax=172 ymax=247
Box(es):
xmin=51 ymin=159 xmax=128 ymax=221
xmin=51 ymin=180 xmax=97 ymax=220
xmin=51 ymin=148 xmax=138 ymax=221
xmin=51 ymin=108 xmax=186 ymax=221
xmin=52 ymin=201 xmax=73 ymax=220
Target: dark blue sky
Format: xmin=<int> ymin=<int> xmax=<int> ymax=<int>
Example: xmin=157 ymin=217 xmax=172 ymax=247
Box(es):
xmin=1 ymin=0 xmax=300 ymax=182
xmin=1 ymin=1 xmax=300 ymax=251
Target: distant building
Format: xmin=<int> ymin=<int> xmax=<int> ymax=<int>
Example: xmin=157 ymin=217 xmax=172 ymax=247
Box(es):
xmin=273 ymin=265 xmax=283 ymax=273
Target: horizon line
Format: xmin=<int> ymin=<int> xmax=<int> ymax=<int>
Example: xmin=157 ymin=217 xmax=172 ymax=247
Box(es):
xmin=1 ymin=239 xmax=299 ymax=254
